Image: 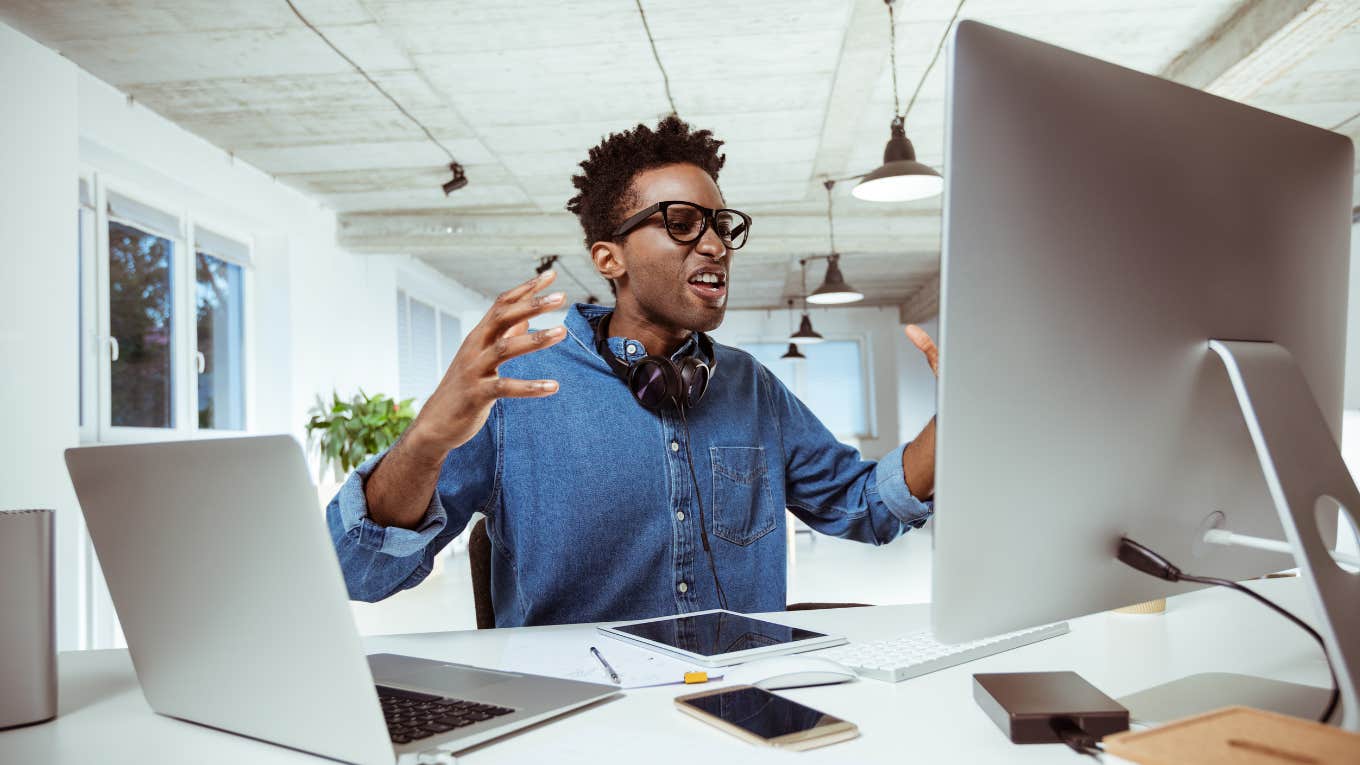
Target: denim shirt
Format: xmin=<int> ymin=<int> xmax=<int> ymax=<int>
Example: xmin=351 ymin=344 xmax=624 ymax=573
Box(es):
xmin=326 ymin=303 xmax=933 ymax=627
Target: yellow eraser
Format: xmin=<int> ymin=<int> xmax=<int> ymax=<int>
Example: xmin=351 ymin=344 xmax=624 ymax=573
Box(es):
xmin=683 ymin=671 xmax=709 ymax=684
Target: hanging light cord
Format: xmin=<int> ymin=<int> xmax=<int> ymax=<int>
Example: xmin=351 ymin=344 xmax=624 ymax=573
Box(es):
xmin=635 ymin=0 xmax=679 ymax=116
xmin=824 ymin=180 xmax=838 ymax=254
xmin=902 ymin=0 xmax=968 ymax=123
xmin=887 ymin=0 xmax=902 ymax=117
xmin=283 ymin=0 xmax=456 ymax=164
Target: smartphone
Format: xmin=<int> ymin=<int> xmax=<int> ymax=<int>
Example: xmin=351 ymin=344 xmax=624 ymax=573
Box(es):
xmin=674 ymin=685 xmax=859 ymax=751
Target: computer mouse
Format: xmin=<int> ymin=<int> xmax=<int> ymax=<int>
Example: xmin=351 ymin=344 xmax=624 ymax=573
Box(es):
xmin=722 ymin=654 xmax=858 ymax=690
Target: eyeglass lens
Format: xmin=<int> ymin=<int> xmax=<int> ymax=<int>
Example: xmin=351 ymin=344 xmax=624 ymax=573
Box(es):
xmin=662 ymin=203 xmax=748 ymax=249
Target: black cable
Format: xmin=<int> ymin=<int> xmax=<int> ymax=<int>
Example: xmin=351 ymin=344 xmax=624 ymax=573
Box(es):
xmin=634 ymin=0 xmax=679 ymax=117
xmin=283 ymin=0 xmax=457 ymax=164
xmin=902 ymin=0 xmax=967 ymax=123
xmin=1179 ymin=572 xmax=1340 ymax=724
xmin=679 ymin=410 xmax=729 ymax=611
xmin=886 ymin=0 xmax=901 ymax=118
xmin=1117 ymin=538 xmax=1340 ymax=725
xmin=1051 ymin=716 xmax=1104 ymax=761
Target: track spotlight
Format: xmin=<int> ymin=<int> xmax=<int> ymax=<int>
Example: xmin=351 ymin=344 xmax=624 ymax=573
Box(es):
xmin=442 ymin=162 xmax=468 ymax=195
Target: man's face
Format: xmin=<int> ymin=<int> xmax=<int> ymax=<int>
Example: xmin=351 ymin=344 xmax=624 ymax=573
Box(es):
xmin=612 ymin=163 xmax=731 ymax=333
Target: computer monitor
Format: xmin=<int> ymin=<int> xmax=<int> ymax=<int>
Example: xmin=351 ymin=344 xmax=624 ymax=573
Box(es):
xmin=932 ymin=21 xmax=1353 ymax=649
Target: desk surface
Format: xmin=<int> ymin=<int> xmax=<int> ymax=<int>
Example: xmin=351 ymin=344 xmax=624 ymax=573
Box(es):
xmin=0 ymin=578 xmax=1333 ymax=764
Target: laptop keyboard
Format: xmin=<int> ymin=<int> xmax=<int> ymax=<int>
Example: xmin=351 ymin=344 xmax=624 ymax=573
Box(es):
xmin=377 ymin=685 xmax=516 ymax=745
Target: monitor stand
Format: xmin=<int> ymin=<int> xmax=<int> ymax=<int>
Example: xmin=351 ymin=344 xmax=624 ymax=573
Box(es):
xmin=1119 ymin=341 xmax=1359 ymax=731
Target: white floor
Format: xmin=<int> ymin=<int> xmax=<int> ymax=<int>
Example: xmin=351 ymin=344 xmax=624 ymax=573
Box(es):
xmin=349 ymin=520 xmax=934 ymax=636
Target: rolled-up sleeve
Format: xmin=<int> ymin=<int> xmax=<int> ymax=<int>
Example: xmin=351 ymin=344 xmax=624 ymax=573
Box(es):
xmin=767 ymin=367 xmax=933 ymax=545
xmin=871 ymin=441 xmax=935 ymax=529
xmin=332 ymin=453 xmax=449 ymax=558
xmin=324 ymin=407 xmax=500 ymax=602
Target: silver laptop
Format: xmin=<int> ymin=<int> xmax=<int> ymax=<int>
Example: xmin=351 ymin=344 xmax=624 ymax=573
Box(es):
xmin=65 ymin=435 xmax=618 ymax=765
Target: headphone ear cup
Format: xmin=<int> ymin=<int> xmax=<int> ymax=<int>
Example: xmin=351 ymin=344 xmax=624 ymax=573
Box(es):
xmin=628 ymin=358 xmax=682 ymax=411
xmin=678 ymin=358 xmax=710 ymax=410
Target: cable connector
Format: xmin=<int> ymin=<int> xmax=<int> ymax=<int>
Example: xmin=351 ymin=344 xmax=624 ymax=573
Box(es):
xmin=1116 ymin=537 xmax=1182 ymax=582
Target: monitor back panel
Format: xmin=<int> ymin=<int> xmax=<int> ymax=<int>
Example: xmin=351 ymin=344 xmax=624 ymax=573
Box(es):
xmin=934 ymin=21 xmax=1353 ymax=641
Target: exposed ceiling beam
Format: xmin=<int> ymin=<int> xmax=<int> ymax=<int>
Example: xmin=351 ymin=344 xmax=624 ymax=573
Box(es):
xmin=1161 ymin=0 xmax=1360 ymax=100
xmin=337 ymin=208 xmax=941 ymax=254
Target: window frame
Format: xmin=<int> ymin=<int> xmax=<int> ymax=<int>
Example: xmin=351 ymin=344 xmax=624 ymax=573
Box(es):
xmin=81 ymin=169 xmax=255 ymax=445
xmin=736 ymin=332 xmax=877 ymax=441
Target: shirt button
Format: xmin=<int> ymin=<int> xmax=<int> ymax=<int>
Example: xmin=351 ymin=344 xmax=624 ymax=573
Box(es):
xmin=670 ymin=441 xmax=680 ymax=452
xmin=677 ymin=582 xmax=689 ymax=594
xmin=676 ymin=511 xmax=685 ymax=521
xmin=626 ymin=343 xmax=638 ymax=355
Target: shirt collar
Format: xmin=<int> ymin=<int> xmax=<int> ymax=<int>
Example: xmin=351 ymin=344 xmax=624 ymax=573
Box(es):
xmin=568 ymin=303 xmax=699 ymax=364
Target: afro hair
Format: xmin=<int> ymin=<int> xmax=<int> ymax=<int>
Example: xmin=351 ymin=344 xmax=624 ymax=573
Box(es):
xmin=566 ymin=116 xmax=726 ymax=294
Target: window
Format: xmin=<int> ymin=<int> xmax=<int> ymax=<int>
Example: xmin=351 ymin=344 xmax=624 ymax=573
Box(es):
xmin=397 ymin=290 xmax=463 ymax=405
xmin=743 ymin=340 xmax=870 ymax=440
xmin=107 ymin=193 xmax=178 ymax=429
xmin=194 ymin=227 xmax=248 ymax=430
xmin=81 ymin=177 xmax=251 ymax=442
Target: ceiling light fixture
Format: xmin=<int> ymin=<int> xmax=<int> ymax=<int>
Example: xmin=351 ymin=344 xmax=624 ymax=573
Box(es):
xmin=442 ymin=163 xmax=468 ymax=195
xmin=808 ymin=254 xmax=863 ymax=305
xmin=789 ymin=260 xmax=825 ymax=344
xmin=852 ymin=0 xmax=960 ymax=203
xmin=807 ymin=181 xmax=864 ymax=305
xmin=781 ymin=300 xmax=808 ymax=361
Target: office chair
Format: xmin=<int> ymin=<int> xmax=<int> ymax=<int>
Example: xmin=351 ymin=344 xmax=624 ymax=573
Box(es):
xmin=467 ymin=518 xmax=868 ymax=629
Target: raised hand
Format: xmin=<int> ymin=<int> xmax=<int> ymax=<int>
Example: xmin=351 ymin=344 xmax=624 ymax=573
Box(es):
xmin=409 ymin=270 xmax=569 ymax=455
xmin=905 ymin=324 xmax=939 ymax=378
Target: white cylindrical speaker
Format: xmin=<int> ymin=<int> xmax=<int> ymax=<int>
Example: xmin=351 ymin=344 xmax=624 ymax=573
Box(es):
xmin=0 ymin=508 xmax=57 ymax=729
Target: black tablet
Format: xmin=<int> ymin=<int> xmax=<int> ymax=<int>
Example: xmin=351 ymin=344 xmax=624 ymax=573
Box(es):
xmin=597 ymin=609 xmax=847 ymax=667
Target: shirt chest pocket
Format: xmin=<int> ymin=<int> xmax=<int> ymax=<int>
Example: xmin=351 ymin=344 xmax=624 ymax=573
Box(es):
xmin=709 ymin=446 xmax=777 ymax=546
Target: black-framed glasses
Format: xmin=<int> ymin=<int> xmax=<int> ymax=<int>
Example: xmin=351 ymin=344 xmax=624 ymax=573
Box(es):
xmin=612 ymin=201 xmax=752 ymax=250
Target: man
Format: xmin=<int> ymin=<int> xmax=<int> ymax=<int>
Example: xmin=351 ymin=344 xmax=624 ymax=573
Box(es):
xmin=326 ymin=116 xmax=939 ymax=627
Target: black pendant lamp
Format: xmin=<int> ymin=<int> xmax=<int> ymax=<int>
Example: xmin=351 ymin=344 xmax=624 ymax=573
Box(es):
xmin=780 ymin=299 xmax=807 ymax=360
xmin=807 ymin=182 xmax=864 ymax=305
xmin=789 ymin=261 xmax=825 ymax=344
xmin=808 ymin=254 xmax=863 ymax=305
xmin=852 ymin=0 xmax=943 ymax=203
xmin=852 ymin=116 xmax=942 ymax=202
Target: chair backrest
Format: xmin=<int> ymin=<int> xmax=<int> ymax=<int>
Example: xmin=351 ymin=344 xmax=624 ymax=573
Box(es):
xmin=468 ymin=518 xmax=495 ymax=629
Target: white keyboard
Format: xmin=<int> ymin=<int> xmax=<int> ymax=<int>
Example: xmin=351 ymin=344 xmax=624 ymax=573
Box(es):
xmin=819 ymin=622 xmax=1071 ymax=683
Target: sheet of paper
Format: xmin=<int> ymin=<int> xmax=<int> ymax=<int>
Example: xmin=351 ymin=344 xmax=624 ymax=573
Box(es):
xmin=494 ymin=629 xmax=719 ymax=689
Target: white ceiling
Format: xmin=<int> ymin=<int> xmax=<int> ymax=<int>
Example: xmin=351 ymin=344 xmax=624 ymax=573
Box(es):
xmin=3 ymin=0 xmax=1357 ymax=315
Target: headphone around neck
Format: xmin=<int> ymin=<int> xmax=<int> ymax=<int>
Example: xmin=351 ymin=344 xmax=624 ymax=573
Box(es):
xmin=593 ymin=312 xmax=718 ymax=414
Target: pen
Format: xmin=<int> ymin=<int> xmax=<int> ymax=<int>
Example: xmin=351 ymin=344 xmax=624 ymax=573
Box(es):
xmin=590 ymin=645 xmax=620 ymax=684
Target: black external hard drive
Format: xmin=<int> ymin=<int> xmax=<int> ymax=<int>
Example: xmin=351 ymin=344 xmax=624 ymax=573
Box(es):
xmin=973 ymin=671 xmax=1130 ymax=744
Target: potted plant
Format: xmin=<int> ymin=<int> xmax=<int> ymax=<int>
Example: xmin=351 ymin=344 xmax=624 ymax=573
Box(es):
xmin=306 ymin=390 xmax=416 ymax=483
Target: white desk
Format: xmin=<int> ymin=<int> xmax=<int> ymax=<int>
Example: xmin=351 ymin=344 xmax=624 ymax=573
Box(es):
xmin=0 ymin=578 xmax=1335 ymax=764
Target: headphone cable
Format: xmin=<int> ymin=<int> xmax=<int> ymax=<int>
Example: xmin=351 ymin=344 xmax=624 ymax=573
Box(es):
xmin=680 ymin=410 xmax=730 ymax=611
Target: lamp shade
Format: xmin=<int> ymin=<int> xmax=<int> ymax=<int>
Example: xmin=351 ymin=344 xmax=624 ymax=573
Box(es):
xmin=852 ymin=120 xmax=942 ymax=203
xmin=780 ymin=342 xmax=806 ymax=360
xmin=807 ymin=255 xmax=863 ymax=305
xmin=789 ymin=313 xmax=824 ymax=344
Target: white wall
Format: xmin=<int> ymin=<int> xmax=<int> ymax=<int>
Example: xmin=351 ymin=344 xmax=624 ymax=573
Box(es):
xmin=0 ymin=20 xmax=489 ymax=650
xmin=0 ymin=20 xmax=81 ymax=652
xmin=711 ymin=305 xmax=935 ymax=459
